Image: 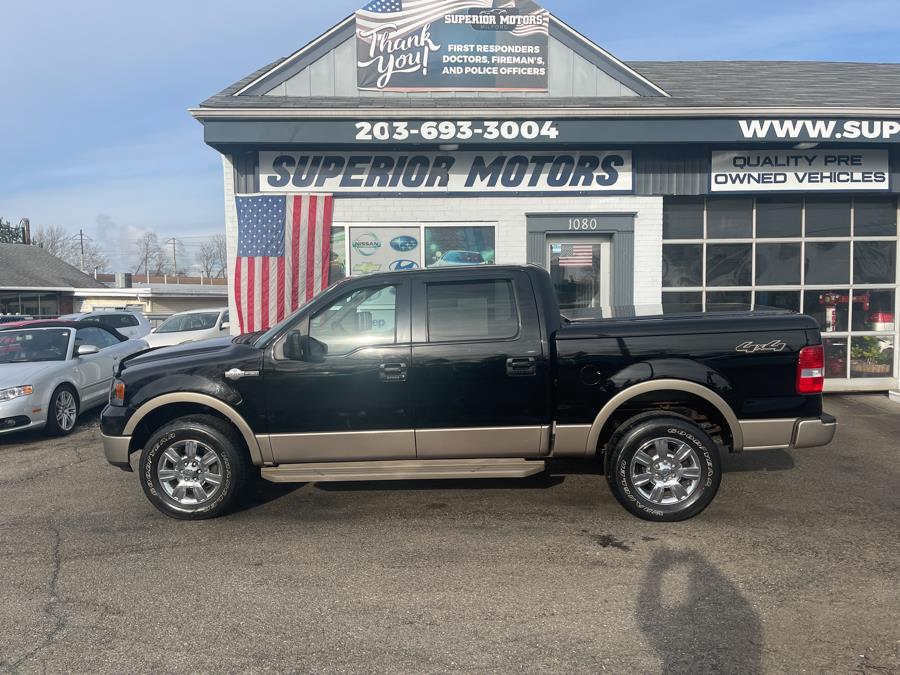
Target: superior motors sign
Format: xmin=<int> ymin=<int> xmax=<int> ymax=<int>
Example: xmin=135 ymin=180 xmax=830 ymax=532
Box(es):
xmin=356 ymin=0 xmax=549 ymax=92
xmin=711 ymin=150 xmax=890 ymax=192
xmin=259 ymin=151 xmax=632 ymax=194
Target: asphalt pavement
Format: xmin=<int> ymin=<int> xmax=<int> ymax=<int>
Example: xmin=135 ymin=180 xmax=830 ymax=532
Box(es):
xmin=0 ymin=395 xmax=898 ymax=674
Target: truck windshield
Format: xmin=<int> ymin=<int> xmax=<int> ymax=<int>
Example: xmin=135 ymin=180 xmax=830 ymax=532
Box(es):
xmin=0 ymin=329 xmax=71 ymax=363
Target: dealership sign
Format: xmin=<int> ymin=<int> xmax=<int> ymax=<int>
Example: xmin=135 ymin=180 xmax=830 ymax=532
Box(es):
xmin=260 ymin=151 xmax=632 ymax=194
xmin=356 ymin=0 xmax=549 ymax=92
xmin=711 ymin=150 xmax=890 ymax=192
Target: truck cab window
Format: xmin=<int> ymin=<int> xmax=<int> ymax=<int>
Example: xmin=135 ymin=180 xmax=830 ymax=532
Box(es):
xmin=426 ymin=280 xmax=519 ymax=342
xmin=308 ymin=285 xmax=398 ymax=357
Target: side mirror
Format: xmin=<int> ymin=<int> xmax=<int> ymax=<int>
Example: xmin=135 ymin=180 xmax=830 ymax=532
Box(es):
xmin=77 ymin=344 xmax=100 ymax=356
xmin=220 ymin=322 xmax=230 ymax=331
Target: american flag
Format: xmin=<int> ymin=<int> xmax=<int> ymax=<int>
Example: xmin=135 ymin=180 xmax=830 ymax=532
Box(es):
xmin=358 ymin=1 xmax=548 ymax=41
xmin=557 ymin=244 xmax=594 ymax=268
xmin=234 ymin=194 xmax=333 ymax=334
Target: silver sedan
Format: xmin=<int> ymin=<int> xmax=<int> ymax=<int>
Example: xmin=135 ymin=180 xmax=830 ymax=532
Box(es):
xmin=0 ymin=322 xmax=147 ymax=437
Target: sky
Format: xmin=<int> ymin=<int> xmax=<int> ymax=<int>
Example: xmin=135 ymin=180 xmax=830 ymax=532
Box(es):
xmin=1 ymin=0 xmax=899 ymax=272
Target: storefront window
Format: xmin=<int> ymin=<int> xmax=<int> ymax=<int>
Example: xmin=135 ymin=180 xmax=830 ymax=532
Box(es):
xmin=756 ymin=243 xmax=801 ymax=285
xmin=0 ymin=293 xmax=21 ymax=315
xmin=850 ymin=336 xmax=894 ymax=378
xmin=756 ymin=196 xmax=802 ymax=238
xmin=755 ymin=291 xmax=801 ymax=312
xmin=806 ymin=197 xmax=851 ymax=237
xmin=662 ymin=195 xmax=898 ymax=384
xmin=824 ymin=337 xmax=848 ymax=379
xmin=804 ymin=290 xmax=850 ymax=333
xmin=707 ymin=291 xmax=752 ymax=308
xmin=853 ymin=241 xmax=896 ymax=284
xmin=706 ymin=244 xmax=751 ymax=286
xmin=661 ymin=291 xmax=703 ymax=313
xmin=425 ymin=226 xmax=495 ymax=268
xmin=329 ymin=227 xmax=347 ymax=283
xmin=662 ymin=244 xmax=702 ymax=287
xmin=663 ymin=197 xmax=704 ymax=239
xmin=707 ymin=197 xmax=752 ymax=239
xmin=854 ymin=197 xmax=897 ymax=237
xmin=851 ymin=290 xmax=896 ymax=332
xmin=805 ymin=242 xmax=850 ymax=285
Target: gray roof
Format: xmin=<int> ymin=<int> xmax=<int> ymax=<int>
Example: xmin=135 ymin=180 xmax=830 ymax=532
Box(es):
xmin=0 ymin=244 xmax=107 ymax=290
xmin=200 ymin=60 xmax=900 ymax=110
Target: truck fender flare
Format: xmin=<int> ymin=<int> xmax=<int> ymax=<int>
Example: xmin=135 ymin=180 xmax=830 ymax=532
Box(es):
xmin=123 ymin=393 xmax=264 ymax=466
xmin=585 ymin=379 xmax=744 ymax=455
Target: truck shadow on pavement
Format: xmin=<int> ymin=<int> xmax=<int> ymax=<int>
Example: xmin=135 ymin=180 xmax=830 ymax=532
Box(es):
xmin=721 ymin=448 xmax=795 ymax=473
xmin=637 ymin=547 xmax=763 ymax=674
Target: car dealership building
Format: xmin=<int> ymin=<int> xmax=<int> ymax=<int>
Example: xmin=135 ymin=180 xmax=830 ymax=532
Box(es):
xmin=193 ymin=0 xmax=900 ymax=392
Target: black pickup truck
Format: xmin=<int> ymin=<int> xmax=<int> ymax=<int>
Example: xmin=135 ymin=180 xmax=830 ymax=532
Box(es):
xmin=101 ymin=265 xmax=836 ymax=522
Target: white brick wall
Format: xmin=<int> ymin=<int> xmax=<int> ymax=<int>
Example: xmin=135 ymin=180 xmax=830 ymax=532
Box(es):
xmin=332 ymin=195 xmax=664 ymax=305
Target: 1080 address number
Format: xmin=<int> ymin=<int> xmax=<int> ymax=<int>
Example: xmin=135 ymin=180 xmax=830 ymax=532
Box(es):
xmin=355 ymin=120 xmax=561 ymax=142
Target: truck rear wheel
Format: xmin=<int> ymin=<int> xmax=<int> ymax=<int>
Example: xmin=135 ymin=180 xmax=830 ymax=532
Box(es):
xmin=138 ymin=415 xmax=251 ymax=520
xmin=606 ymin=416 xmax=721 ymax=522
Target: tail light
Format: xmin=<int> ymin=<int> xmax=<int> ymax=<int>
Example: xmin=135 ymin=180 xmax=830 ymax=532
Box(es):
xmin=797 ymin=346 xmax=825 ymax=394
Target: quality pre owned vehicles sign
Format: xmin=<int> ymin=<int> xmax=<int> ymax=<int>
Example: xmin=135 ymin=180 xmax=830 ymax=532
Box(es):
xmin=260 ymin=151 xmax=633 ymax=195
xmin=711 ymin=150 xmax=890 ymax=192
xmin=356 ymin=0 xmax=550 ymax=92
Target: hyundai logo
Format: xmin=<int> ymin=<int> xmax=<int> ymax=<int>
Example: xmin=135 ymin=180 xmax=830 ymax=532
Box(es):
xmin=389 ymin=259 xmax=420 ymax=271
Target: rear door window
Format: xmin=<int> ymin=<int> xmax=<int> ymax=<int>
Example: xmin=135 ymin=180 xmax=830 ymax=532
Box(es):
xmin=426 ymin=280 xmax=519 ymax=342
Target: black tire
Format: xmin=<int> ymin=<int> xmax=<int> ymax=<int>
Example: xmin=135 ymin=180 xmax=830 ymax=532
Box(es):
xmin=45 ymin=385 xmax=79 ymax=437
xmin=606 ymin=416 xmax=721 ymax=522
xmin=139 ymin=415 xmax=251 ymax=520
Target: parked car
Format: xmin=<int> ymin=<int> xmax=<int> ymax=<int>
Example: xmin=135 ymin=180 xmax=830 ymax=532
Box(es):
xmin=59 ymin=309 xmax=151 ymax=340
xmin=101 ymin=266 xmax=835 ymax=522
xmin=0 ymin=321 xmax=147 ymax=437
xmin=431 ymin=251 xmax=487 ymax=266
xmin=0 ymin=315 xmax=33 ymax=324
xmin=144 ymin=309 xmax=230 ymax=348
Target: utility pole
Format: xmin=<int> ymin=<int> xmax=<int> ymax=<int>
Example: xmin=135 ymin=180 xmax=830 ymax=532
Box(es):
xmin=166 ymin=238 xmax=179 ymax=275
xmin=79 ymin=229 xmax=86 ymax=271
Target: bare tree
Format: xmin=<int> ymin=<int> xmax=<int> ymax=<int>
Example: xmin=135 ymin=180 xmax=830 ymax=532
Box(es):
xmin=195 ymin=234 xmax=228 ymax=279
xmin=32 ymin=224 xmax=76 ymax=259
xmin=81 ymin=240 xmax=109 ymax=275
xmin=133 ymin=232 xmax=167 ymax=277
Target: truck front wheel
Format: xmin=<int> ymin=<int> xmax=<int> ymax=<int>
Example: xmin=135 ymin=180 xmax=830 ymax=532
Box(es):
xmin=606 ymin=416 xmax=721 ymax=522
xmin=138 ymin=415 xmax=251 ymax=520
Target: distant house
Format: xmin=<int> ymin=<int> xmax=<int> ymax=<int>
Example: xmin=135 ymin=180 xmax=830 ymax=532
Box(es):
xmin=0 ymin=243 xmax=106 ymax=317
xmin=0 ymin=243 xmax=228 ymax=323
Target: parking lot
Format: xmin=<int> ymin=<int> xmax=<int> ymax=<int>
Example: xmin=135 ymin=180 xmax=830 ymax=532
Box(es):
xmin=0 ymin=395 xmax=897 ymax=674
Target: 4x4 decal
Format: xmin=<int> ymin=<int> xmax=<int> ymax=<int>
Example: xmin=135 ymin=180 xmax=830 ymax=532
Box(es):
xmin=736 ymin=340 xmax=787 ymax=354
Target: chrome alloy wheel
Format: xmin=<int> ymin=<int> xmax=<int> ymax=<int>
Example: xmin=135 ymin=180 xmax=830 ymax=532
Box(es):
xmin=156 ymin=440 xmax=224 ymax=506
xmin=55 ymin=390 xmax=77 ymax=432
xmin=629 ymin=437 xmax=703 ymax=506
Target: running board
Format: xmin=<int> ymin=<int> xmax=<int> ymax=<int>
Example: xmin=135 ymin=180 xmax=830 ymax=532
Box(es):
xmin=261 ymin=458 xmax=546 ymax=483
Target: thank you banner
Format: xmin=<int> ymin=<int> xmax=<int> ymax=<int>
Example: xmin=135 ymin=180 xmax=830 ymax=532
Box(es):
xmin=711 ymin=150 xmax=890 ymax=192
xmin=260 ymin=151 xmax=632 ymax=195
xmin=356 ymin=0 xmax=550 ymax=92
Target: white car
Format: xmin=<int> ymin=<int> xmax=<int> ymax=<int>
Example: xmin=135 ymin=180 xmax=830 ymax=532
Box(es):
xmin=144 ymin=309 xmax=230 ymax=348
xmin=0 ymin=321 xmax=148 ymax=437
xmin=59 ymin=309 xmax=151 ymax=340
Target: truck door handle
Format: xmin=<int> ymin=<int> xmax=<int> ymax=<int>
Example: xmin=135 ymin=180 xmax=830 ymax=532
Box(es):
xmin=379 ymin=362 xmax=408 ymax=383
xmin=506 ymin=357 xmax=537 ymax=377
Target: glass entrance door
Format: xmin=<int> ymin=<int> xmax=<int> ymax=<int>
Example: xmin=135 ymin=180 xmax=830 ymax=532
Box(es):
xmin=547 ymin=237 xmax=612 ymax=311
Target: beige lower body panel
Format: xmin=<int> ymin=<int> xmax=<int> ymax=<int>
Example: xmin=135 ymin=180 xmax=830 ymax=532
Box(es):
xmin=739 ymin=419 xmax=797 ymax=451
xmin=261 ymin=458 xmax=546 ymax=483
xmin=266 ymin=430 xmax=415 ymax=463
xmin=415 ymin=426 xmax=549 ymax=459
xmin=552 ymin=425 xmax=592 ymax=458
